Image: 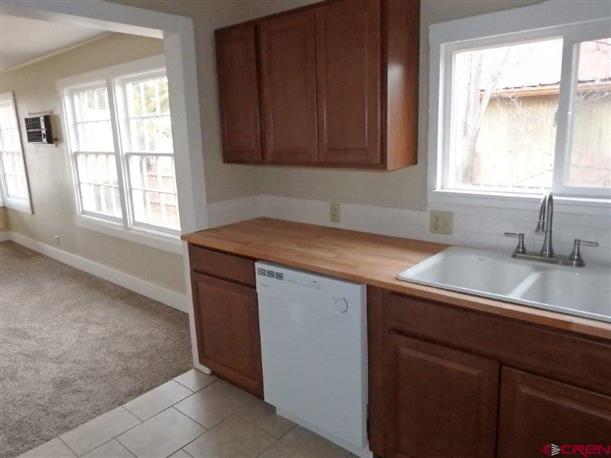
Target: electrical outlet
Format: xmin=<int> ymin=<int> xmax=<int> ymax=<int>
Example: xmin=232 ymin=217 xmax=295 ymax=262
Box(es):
xmin=330 ymin=202 xmax=341 ymax=223
xmin=430 ymin=211 xmax=453 ymax=235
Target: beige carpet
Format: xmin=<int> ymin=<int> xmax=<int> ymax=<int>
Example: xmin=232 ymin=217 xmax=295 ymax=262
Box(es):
xmin=0 ymin=241 xmax=192 ymax=458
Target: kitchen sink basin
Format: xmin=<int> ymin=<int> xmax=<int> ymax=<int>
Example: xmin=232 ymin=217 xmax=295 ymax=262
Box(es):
xmin=396 ymin=247 xmax=538 ymax=296
xmin=516 ymin=267 xmax=611 ymax=323
xmin=397 ymin=246 xmax=611 ymax=323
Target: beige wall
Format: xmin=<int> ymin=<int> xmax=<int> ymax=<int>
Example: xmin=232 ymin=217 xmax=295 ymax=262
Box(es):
xmin=0 ymin=207 xmax=8 ymax=231
xmin=1 ymin=33 xmax=187 ymax=293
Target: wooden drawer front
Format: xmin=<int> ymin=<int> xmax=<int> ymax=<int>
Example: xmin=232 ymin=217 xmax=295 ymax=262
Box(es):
xmin=498 ymin=368 xmax=611 ymax=458
xmin=384 ymin=332 xmax=499 ymax=458
xmin=189 ymin=245 xmax=255 ymax=287
xmin=384 ymin=292 xmax=611 ymax=396
xmin=191 ymin=273 xmax=263 ymax=397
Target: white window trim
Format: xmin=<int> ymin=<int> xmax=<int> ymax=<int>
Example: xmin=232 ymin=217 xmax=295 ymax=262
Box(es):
xmin=58 ymin=55 xmax=183 ymax=251
xmin=428 ymin=0 xmax=611 ymax=215
xmin=0 ymin=91 xmax=33 ymax=214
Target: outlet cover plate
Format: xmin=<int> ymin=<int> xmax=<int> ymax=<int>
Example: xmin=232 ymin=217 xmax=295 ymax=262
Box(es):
xmin=430 ymin=210 xmax=453 ymax=235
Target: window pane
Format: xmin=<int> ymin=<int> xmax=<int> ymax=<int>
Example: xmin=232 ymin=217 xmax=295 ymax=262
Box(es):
xmin=126 ymin=76 xmax=170 ymax=117
xmin=128 ymin=155 xmax=179 ymax=230
xmin=0 ymin=100 xmax=18 ymax=129
xmin=76 ymin=153 xmax=121 ymax=217
xmin=448 ymin=38 xmax=563 ymax=192
xmin=76 ymin=121 xmax=114 ymax=152
xmin=80 ymin=183 xmax=121 ymax=218
xmin=128 ymin=116 xmax=172 ymax=153
xmin=567 ymin=38 xmax=611 ymax=189
xmin=0 ymin=128 xmax=20 ymax=151
xmin=71 ymin=86 xmax=114 ymax=152
xmin=128 ymin=155 xmax=176 ymax=192
xmin=131 ymin=190 xmax=179 ymax=230
xmin=0 ymin=151 xmax=28 ymax=198
xmin=73 ymin=86 xmax=110 ymax=122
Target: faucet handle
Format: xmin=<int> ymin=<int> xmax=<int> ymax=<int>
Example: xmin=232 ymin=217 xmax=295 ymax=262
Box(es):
xmin=504 ymin=232 xmax=526 ymax=254
xmin=569 ymin=239 xmax=599 ymax=267
xmin=579 ymin=240 xmax=599 ymax=247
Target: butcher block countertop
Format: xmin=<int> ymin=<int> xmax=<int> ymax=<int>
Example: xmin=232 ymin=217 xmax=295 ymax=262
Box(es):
xmin=182 ymin=217 xmax=611 ymax=341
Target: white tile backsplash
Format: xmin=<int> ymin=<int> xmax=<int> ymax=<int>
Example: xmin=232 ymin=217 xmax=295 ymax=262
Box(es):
xmin=207 ymin=194 xmax=611 ymax=265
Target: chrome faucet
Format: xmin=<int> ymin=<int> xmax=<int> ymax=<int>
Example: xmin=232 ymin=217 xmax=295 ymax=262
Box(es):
xmin=504 ymin=191 xmax=599 ymax=267
xmin=535 ymin=191 xmax=554 ymax=257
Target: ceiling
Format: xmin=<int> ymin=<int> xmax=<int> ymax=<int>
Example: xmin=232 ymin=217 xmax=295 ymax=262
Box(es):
xmin=0 ymin=14 xmax=106 ymax=72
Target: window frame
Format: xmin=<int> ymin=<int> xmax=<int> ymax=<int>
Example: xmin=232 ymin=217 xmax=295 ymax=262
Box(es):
xmin=113 ymin=69 xmax=180 ymax=234
xmin=428 ymin=2 xmax=611 ymax=212
xmin=0 ymin=91 xmax=33 ymax=214
xmin=63 ymin=79 xmax=125 ymax=223
xmin=58 ymin=55 xmax=182 ymax=253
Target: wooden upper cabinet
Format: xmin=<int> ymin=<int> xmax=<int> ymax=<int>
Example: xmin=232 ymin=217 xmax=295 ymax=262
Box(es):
xmin=498 ymin=368 xmax=611 ymax=458
xmin=215 ymin=24 xmax=262 ymax=163
xmin=315 ymin=0 xmax=381 ymax=165
xmin=215 ymin=0 xmax=420 ymax=169
xmin=384 ymin=333 xmax=499 ymax=458
xmin=259 ymin=11 xmax=318 ymax=163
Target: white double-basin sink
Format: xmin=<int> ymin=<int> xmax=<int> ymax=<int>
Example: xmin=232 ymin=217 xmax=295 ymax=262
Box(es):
xmin=397 ymin=247 xmax=611 ymax=323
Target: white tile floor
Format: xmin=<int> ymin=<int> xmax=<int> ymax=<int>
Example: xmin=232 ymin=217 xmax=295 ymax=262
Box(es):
xmin=19 ymin=369 xmax=355 ymax=458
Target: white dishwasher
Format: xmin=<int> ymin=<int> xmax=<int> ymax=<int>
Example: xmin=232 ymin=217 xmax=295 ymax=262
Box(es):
xmin=255 ymin=262 xmax=370 ymax=458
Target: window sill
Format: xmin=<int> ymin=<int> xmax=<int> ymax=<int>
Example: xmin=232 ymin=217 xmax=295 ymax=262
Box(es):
xmin=76 ymin=215 xmax=184 ymax=255
xmin=429 ymin=189 xmax=611 ymax=216
xmin=3 ymin=197 xmax=33 ymax=214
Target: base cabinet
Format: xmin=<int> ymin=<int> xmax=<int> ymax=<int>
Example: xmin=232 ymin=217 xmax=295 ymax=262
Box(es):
xmin=498 ymin=368 xmax=611 ymax=458
xmin=375 ymin=289 xmax=611 ymax=458
xmin=384 ymin=332 xmax=499 ymax=458
xmin=191 ymin=271 xmax=263 ymax=397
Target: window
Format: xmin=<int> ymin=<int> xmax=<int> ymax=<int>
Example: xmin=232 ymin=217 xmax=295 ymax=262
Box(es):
xmin=116 ymin=73 xmax=179 ymax=230
xmin=0 ymin=91 xmax=32 ymax=213
xmin=60 ymin=57 xmax=180 ymax=239
xmin=433 ymin=14 xmax=611 ymax=202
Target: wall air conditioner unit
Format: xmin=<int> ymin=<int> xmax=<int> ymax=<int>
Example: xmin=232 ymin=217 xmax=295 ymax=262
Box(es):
xmin=25 ymin=114 xmax=54 ymax=144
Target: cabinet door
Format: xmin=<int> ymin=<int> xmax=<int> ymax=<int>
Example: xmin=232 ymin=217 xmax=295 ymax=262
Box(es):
xmin=498 ymin=368 xmax=611 ymax=458
xmin=215 ymin=24 xmax=262 ymax=163
xmin=384 ymin=332 xmax=499 ymax=458
xmin=259 ymin=11 xmax=318 ymax=163
xmin=315 ymin=0 xmax=381 ymax=165
xmin=191 ymin=272 xmax=263 ymax=397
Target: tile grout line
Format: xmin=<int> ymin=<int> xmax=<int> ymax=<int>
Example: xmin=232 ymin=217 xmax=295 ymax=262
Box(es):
xmin=172 ymin=375 xmax=219 ymax=396
xmin=121 ymin=379 xmax=203 ymax=422
xmin=57 ymin=436 xmax=78 ymax=457
xmin=234 ymin=409 xmax=295 ymax=442
xmin=76 ymin=437 xmax=137 ymax=458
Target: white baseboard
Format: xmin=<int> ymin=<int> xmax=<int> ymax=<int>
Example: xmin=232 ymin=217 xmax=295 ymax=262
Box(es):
xmin=5 ymin=231 xmax=188 ymax=313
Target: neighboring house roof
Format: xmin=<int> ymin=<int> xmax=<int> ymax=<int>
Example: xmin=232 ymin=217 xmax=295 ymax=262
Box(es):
xmin=473 ymin=38 xmax=611 ymax=93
